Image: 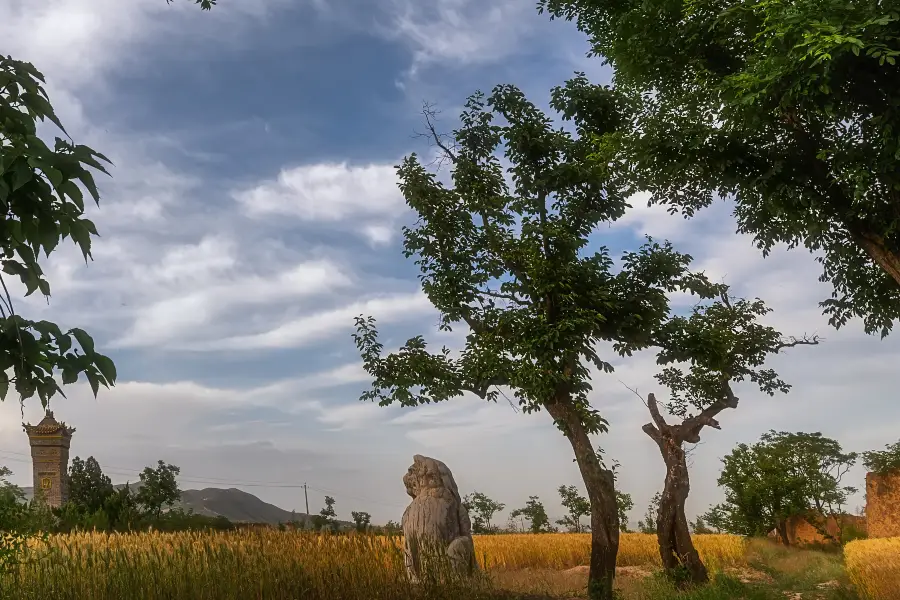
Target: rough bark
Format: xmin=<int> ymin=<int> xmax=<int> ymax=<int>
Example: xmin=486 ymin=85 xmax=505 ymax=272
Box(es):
xmin=545 ymin=400 xmax=620 ymax=600
xmin=656 ymin=438 xmax=708 ymax=584
xmin=400 ymin=455 xmax=477 ymax=583
xmin=642 ymin=391 xmax=739 ymax=586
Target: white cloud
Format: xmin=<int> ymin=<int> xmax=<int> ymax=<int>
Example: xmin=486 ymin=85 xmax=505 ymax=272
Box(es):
xmin=188 ymin=291 xmax=433 ymax=351
xmin=235 ymin=162 xmax=405 ymax=221
xmin=382 ymin=0 xmax=538 ymax=76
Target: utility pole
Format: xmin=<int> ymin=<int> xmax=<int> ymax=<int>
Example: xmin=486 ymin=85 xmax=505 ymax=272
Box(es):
xmin=303 ymin=483 xmax=309 ymax=515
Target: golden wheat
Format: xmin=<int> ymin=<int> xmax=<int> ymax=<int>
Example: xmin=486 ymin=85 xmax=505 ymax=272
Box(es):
xmin=845 ymin=536 xmax=900 ymax=600
xmin=471 ymin=532 xmax=746 ymax=571
xmin=6 ymin=530 xmax=747 ymax=599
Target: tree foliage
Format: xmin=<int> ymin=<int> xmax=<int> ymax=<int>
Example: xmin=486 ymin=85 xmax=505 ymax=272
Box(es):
xmin=0 ymin=56 xmax=117 ymax=407
xmin=136 ymin=461 xmax=181 ymax=519
xmin=68 ymin=456 xmax=114 ymax=515
xmin=708 ymin=430 xmax=857 ymax=543
xmin=637 ymin=492 xmax=661 ymax=534
xmin=510 ymin=495 xmax=556 ymax=533
xmin=350 ymin=510 xmax=371 ymax=533
xmin=353 ymin=75 xmax=726 ymax=600
xmin=862 ymin=438 xmax=900 ymax=476
xmin=556 ymin=484 xmax=591 ymax=533
xmin=463 ymin=491 xmax=506 ymax=534
xmin=540 ymin=0 xmax=900 ymax=337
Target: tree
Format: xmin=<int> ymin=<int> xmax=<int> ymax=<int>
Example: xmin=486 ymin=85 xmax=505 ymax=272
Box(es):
xmin=67 ymin=456 xmax=114 ymax=515
xmin=136 ymin=461 xmax=181 ymax=519
xmin=596 ymin=447 xmax=633 ymax=533
xmin=312 ymin=496 xmax=337 ymax=531
xmin=510 ymin=496 xmax=555 ymax=533
xmin=710 ymin=431 xmax=857 ymax=545
xmin=462 ymin=491 xmax=505 ymax=534
xmin=637 ymin=290 xmax=817 ymax=583
xmin=637 ymin=492 xmax=660 ymax=534
xmin=616 ymin=491 xmax=634 ymax=533
xmin=350 ymin=510 xmax=371 ymax=533
xmin=698 ymin=506 xmax=727 ymax=534
xmin=382 ymin=519 xmax=402 ymax=535
xmin=690 ymin=516 xmax=714 ymax=535
xmin=556 ymin=485 xmax=591 ymax=533
xmin=0 ymin=57 xmax=118 ymax=410
xmin=353 ymin=78 xmax=725 ymax=600
xmin=539 ymin=0 xmax=900 ymax=337
xmin=104 ymin=483 xmax=140 ymax=531
xmin=863 ymin=438 xmax=900 ymax=475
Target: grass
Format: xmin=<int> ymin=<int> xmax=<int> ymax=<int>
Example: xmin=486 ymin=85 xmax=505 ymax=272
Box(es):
xmin=845 ymin=537 xmax=900 ymax=600
xmin=0 ymin=530 xmax=892 ymax=600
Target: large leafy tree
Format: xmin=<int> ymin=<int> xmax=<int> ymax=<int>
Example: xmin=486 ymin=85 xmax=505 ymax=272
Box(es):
xmin=0 ymin=57 xmax=117 ymax=406
xmin=705 ymin=430 xmax=857 ymax=544
xmin=353 ymin=77 xmax=722 ymax=600
xmin=135 ymin=460 xmax=181 ymax=519
xmin=540 ymin=0 xmax=900 ymax=337
xmin=67 ymin=456 xmax=114 ymax=515
xmin=638 ymin=290 xmax=817 ymax=583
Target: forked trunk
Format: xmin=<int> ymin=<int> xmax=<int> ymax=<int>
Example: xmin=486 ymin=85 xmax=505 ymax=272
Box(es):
xmin=656 ymin=439 xmax=708 ymax=585
xmin=546 ymin=401 xmax=620 ymax=600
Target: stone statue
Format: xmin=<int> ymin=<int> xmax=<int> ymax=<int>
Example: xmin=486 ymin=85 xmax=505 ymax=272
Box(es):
xmin=401 ymin=454 xmax=477 ymax=581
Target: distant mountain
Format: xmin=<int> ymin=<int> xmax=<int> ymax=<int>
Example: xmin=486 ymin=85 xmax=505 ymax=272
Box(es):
xmin=19 ymin=484 xmax=340 ymax=526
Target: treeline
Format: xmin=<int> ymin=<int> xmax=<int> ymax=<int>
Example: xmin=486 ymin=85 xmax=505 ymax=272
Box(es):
xmin=0 ymin=456 xmax=231 ymax=534
xmin=458 ymin=433 xmax=900 ymax=548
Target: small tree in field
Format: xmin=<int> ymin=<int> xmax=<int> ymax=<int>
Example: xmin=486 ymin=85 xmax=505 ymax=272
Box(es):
xmin=510 ymin=496 xmax=555 ymax=533
xmin=463 ymin=491 xmax=505 ymax=534
xmin=637 ymin=492 xmax=660 ymax=534
xmin=637 ymin=290 xmax=818 ymax=583
xmin=351 ymin=511 xmax=371 ymax=533
xmin=556 ymin=485 xmax=591 ymax=533
xmin=353 ymin=77 xmax=724 ymax=600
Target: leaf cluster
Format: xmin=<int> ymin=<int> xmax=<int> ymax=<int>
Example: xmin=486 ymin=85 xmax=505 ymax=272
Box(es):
xmin=354 ymin=78 xmax=723 ymax=437
xmin=652 ymin=290 xmax=804 ymax=417
xmin=539 ymin=0 xmax=900 ymax=336
xmin=862 ymin=438 xmax=900 ymax=476
xmin=0 ymin=56 xmax=116 ymax=406
xmin=711 ymin=430 xmax=857 ymax=536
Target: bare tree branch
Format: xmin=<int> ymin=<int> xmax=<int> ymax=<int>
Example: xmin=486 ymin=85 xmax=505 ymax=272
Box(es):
xmin=773 ymin=334 xmax=822 ymax=352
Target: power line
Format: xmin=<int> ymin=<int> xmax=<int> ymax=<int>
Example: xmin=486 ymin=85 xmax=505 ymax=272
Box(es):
xmin=0 ymin=449 xmax=406 ymax=510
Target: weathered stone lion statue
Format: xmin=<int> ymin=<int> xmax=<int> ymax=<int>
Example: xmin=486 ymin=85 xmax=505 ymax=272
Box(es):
xmin=401 ymin=454 xmax=477 ymax=581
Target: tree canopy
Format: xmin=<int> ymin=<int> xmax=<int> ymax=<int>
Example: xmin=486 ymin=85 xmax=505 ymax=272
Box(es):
xmin=539 ymin=0 xmax=900 ymax=337
xmin=705 ymin=430 xmax=857 ymax=543
xmin=510 ymin=496 xmax=555 ymax=533
xmin=353 ymin=77 xmax=727 ymax=599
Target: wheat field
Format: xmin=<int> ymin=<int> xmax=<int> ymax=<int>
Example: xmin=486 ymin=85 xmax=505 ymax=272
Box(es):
xmin=845 ymin=536 xmax=900 ymax=600
xmin=3 ymin=530 xmax=748 ymax=600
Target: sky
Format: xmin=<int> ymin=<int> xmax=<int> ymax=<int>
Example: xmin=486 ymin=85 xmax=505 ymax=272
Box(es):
xmin=1 ymin=0 xmax=898 ymax=530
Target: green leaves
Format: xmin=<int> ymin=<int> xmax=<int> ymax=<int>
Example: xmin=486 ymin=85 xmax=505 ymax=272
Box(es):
xmin=0 ymin=55 xmax=117 ymax=406
xmin=540 ymin=0 xmax=900 ymax=336
xmin=862 ymin=439 xmax=900 ymax=476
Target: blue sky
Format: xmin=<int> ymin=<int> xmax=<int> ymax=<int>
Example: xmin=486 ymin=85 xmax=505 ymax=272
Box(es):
xmin=1 ymin=0 xmax=898 ymax=529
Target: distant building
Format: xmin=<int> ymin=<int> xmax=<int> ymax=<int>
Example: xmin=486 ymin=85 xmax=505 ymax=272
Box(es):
xmin=23 ymin=409 xmax=75 ymax=508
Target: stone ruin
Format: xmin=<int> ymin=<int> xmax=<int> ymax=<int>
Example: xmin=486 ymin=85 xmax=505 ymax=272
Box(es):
xmin=866 ymin=471 xmax=900 ymax=538
xmin=400 ymin=454 xmax=477 ymax=582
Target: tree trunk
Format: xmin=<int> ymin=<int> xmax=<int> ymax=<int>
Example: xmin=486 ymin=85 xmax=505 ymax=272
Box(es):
xmin=656 ymin=438 xmax=708 ymax=585
xmin=776 ymin=519 xmax=791 ymax=547
xmin=545 ymin=401 xmax=619 ymax=600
